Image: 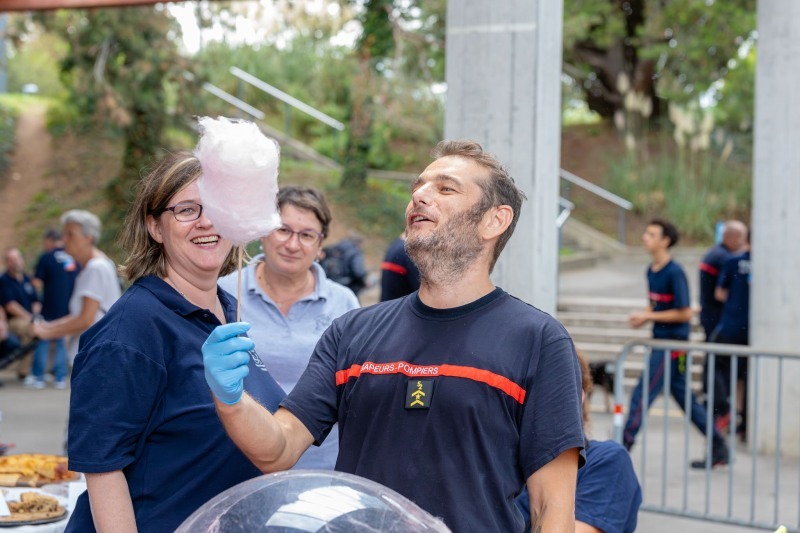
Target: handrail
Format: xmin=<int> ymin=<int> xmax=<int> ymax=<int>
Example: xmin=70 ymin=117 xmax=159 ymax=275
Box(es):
xmin=230 ymin=66 xmax=345 ymax=132
xmin=559 ymin=168 xmax=633 ymax=210
xmin=559 ymin=168 xmax=633 ymax=244
xmin=612 ymin=338 xmax=800 ymax=444
xmin=611 ymin=338 xmax=800 ymax=532
xmin=557 ymin=197 xmax=575 ymax=229
xmin=183 ymin=72 xmax=265 ymax=120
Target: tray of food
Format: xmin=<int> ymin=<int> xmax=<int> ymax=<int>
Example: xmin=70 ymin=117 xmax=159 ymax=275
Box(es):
xmin=0 ymin=490 xmax=67 ymax=526
xmin=0 ymin=454 xmax=78 ymax=487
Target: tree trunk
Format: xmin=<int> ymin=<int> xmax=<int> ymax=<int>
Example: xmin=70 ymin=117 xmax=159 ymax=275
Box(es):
xmin=341 ymin=52 xmax=373 ymax=190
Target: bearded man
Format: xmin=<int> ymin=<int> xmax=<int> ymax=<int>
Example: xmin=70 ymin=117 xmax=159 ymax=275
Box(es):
xmin=203 ymin=140 xmax=585 ymax=532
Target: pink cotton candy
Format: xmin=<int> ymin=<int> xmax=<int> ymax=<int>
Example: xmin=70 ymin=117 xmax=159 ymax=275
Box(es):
xmin=194 ymin=116 xmax=281 ymax=245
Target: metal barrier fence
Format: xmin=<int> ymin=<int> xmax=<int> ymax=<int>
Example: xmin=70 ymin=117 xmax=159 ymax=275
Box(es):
xmin=611 ymin=339 xmax=800 ymax=532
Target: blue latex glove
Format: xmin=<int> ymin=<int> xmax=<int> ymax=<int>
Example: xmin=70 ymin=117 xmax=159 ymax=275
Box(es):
xmin=203 ymin=322 xmax=254 ymax=405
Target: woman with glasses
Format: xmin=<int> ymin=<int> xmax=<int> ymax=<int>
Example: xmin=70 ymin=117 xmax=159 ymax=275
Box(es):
xmin=31 ymin=210 xmax=121 ymax=383
xmin=218 ymin=185 xmax=359 ymax=469
xmin=63 ymin=152 xmax=286 ymax=533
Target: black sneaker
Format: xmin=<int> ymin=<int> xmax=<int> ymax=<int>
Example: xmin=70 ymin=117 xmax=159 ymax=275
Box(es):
xmin=691 ymin=441 xmax=729 ymax=469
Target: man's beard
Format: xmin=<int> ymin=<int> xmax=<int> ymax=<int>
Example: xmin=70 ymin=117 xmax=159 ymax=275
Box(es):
xmin=405 ymin=202 xmax=486 ymax=284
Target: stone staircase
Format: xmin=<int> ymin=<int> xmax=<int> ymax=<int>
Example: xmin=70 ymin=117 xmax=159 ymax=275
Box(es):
xmin=557 ymin=295 xmax=706 ymax=400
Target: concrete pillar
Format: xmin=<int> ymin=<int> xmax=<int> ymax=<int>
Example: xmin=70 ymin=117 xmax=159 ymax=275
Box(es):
xmin=751 ymin=0 xmax=800 ymax=456
xmin=444 ymin=0 xmax=563 ymax=314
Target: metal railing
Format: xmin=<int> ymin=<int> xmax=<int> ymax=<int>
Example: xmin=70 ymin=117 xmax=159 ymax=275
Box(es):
xmin=559 ymin=168 xmax=633 ymax=244
xmin=183 ymin=72 xmax=265 ymax=120
xmin=612 ymin=339 xmax=800 ymax=532
xmin=230 ymin=66 xmax=345 ymax=141
xmin=557 ymin=197 xmax=575 ymax=229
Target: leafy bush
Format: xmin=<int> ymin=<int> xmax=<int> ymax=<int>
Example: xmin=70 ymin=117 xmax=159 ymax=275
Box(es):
xmin=45 ymin=97 xmax=84 ymax=137
xmin=608 ymin=139 xmax=751 ymax=241
xmin=0 ymin=101 xmax=18 ymax=183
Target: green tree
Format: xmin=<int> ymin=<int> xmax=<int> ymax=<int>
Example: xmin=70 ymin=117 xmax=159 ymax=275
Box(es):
xmin=564 ymin=0 xmax=755 ymax=123
xmin=6 ymin=29 xmax=68 ymax=98
xmin=34 ymin=7 xmax=190 ymax=241
xmin=341 ymin=0 xmax=445 ymax=189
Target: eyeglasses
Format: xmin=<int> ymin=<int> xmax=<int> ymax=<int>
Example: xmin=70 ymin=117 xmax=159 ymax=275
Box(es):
xmin=272 ymin=226 xmax=324 ymax=246
xmin=160 ymin=202 xmax=203 ymax=222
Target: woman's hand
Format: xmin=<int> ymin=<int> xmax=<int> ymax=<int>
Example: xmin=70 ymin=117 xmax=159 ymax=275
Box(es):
xmin=202 ymin=322 xmax=254 ymax=405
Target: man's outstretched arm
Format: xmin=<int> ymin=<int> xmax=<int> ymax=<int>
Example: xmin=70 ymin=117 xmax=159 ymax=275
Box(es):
xmin=204 ymin=322 xmax=314 ymax=472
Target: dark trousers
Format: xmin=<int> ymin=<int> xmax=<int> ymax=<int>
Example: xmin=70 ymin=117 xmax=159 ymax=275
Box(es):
xmin=707 ymin=329 xmax=749 ymax=433
xmin=624 ymin=348 xmax=719 ymax=448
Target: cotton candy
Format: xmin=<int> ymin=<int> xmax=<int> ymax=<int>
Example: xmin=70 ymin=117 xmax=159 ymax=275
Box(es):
xmin=194 ymin=116 xmax=281 ymax=245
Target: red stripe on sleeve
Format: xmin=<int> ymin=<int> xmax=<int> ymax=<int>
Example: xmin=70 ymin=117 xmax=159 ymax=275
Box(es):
xmin=699 ymin=262 xmax=719 ymax=276
xmin=381 ymin=261 xmax=408 ymax=275
xmin=335 ymin=364 xmax=363 ymax=385
xmin=649 ymin=292 xmax=675 ymax=303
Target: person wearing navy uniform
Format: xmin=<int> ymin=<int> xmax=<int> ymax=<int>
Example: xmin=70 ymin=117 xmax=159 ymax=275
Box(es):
xmin=698 ymin=220 xmax=746 ymax=416
xmin=0 ymin=248 xmax=40 ymax=379
xmin=517 ymin=351 xmax=642 ymax=533
xmin=380 ymin=233 xmax=420 ymax=301
xmin=203 ymin=140 xmax=586 ymax=532
xmin=30 ymin=229 xmax=79 ymax=389
xmin=623 ymin=219 xmax=729 ymax=468
xmin=64 ymin=152 xmax=286 ymax=533
xmin=711 ymin=232 xmax=751 ymax=441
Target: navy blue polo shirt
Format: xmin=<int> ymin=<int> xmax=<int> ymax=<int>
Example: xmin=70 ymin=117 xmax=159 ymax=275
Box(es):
xmin=34 ymin=248 xmax=78 ymax=320
xmin=716 ymin=251 xmax=750 ymax=343
xmin=0 ymin=272 xmax=38 ymax=313
xmin=648 ymin=260 xmax=691 ymax=340
xmin=698 ymin=244 xmax=733 ymax=336
xmin=516 ymin=440 xmax=641 ymax=533
xmin=66 ymin=275 xmax=286 ymax=533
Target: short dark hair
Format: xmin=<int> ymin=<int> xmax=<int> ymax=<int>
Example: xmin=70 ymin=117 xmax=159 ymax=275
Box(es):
xmin=649 ymin=218 xmax=679 ymax=248
xmin=43 ymin=228 xmax=61 ymax=241
xmin=277 ymin=186 xmax=332 ymax=237
xmin=431 ymin=140 xmax=526 ymax=271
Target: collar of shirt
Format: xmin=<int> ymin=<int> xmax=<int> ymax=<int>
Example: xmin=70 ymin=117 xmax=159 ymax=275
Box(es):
xmin=138 ymin=275 xmax=236 ymax=322
xmin=246 ymin=254 xmax=330 ymax=306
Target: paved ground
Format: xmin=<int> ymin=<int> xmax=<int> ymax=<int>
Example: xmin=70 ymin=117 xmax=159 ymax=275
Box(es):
xmin=1 ymin=249 xmax=790 ymax=532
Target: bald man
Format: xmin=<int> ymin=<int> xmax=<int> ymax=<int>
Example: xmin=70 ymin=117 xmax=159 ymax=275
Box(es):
xmin=698 ymin=221 xmax=746 ymax=420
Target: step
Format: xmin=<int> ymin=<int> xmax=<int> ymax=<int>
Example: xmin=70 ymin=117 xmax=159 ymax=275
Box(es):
xmin=558 ymin=296 xmax=644 ymax=314
xmin=575 ymin=341 xmax=706 ymax=366
xmin=557 ymin=310 xmax=703 ymax=329
xmin=567 ymin=326 xmax=705 ymax=346
xmin=566 ymin=326 xmax=652 ymax=345
xmin=556 ymin=310 xmax=632 ymax=328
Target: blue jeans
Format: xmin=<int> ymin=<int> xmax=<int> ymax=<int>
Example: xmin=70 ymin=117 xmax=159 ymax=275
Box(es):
xmin=624 ymin=348 xmax=718 ymax=448
xmin=32 ymin=338 xmax=67 ymax=381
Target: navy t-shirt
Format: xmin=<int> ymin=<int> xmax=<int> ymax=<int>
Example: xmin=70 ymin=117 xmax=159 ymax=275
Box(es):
xmin=282 ymin=288 xmax=586 ymax=533
xmin=516 ymin=439 xmax=641 ymax=533
xmin=0 ymin=272 xmax=38 ymax=314
xmin=380 ymin=237 xmax=421 ymax=302
xmin=66 ymin=275 xmax=286 ymax=533
xmin=716 ymin=251 xmax=750 ymax=343
xmin=34 ymin=248 xmax=78 ymax=320
xmin=698 ymin=244 xmax=732 ymax=335
xmin=648 ymin=260 xmax=691 ymax=340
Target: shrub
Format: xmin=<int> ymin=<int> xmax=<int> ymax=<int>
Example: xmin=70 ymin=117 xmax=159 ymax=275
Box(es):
xmin=0 ymin=101 xmax=18 ymax=183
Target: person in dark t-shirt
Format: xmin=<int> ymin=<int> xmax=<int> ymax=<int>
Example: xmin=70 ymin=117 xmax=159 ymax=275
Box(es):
xmin=203 ymin=140 xmax=585 ymax=532
xmin=624 ymin=219 xmax=729 ymax=469
xmin=711 ymin=231 xmax=751 ymax=440
xmin=30 ymin=229 xmax=78 ymax=388
xmin=698 ymin=220 xmax=746 ymax=416
xmin=380 ymin=233 xmax=420 ymax=301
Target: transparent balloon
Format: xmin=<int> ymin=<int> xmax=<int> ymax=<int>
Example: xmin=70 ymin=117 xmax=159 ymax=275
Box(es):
xmin=177 ymin=470 xmax=451 ymax=532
